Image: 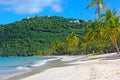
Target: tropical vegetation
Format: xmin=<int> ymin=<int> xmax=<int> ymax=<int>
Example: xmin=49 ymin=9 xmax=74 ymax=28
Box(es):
xmin=0 ymin=16 xmax=87 ymax=56
xmin=0 ymin=1 xmax=120 ymax=56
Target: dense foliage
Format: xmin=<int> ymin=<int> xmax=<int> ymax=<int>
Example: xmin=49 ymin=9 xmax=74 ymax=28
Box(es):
xmin=53 ymin=32 xmax=80 ymax=55
xmin=53 ymin=8 xmax=120 ymax=55
xmin=0 ymin=14 xmax=119 ymax=57
xmin=0 ymin=16 xmax=87 ymax=56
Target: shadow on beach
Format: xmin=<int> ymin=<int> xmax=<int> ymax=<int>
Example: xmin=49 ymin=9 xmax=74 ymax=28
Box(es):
xmin=80 ymin=53 xmax=120 ymax=61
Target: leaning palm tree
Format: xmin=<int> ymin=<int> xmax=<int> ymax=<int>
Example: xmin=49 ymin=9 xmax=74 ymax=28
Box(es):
xmin=86 ymin=9 xmax=120 ymax=54
xmin=101 ymin=9 xmax=120 ymax=54
xmin=86 ymin=0 xmax=106 ymax=18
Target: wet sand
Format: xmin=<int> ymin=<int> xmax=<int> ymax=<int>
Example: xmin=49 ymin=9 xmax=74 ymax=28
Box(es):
xmin=7 ymin=60 xmax=71 ymax=80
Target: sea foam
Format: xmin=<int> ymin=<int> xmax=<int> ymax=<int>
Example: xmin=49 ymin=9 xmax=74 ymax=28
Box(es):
xmin=31 ymin=57 xmax=60 ymax=67
xmin=16 ymin=66 xmax=30 ymax=70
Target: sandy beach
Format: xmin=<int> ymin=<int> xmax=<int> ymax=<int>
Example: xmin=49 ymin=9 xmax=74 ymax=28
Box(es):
xmin=19 ymin=53 xmax=120 ymax=80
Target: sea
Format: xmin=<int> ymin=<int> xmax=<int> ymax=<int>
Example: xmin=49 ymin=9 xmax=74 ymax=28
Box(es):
xmin=0 ymin=56 xmax=57 ymax=80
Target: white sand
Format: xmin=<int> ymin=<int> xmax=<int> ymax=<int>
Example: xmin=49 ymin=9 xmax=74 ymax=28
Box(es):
xmin=21 ymin=53 xmax=120 ymax=80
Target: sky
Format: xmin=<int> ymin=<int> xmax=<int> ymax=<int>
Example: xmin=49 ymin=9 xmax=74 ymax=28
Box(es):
xmin=0 ymin=0 xmax=120 ymax=24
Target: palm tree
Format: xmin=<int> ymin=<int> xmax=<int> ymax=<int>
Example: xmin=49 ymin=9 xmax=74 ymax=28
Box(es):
xmin=86 ymin=0 xmax=106 ymax=18
xmin=85 ymin=19 xmax=104 ymax=54
xmin=66 ymin=32 xmax=79 ymax=54
xmin=52 ymin=41 xmax=66 ymax=55
xmin=86 ymin=19 xmax=102 ymax=41
xmin=101 ymin=9 xmax=120 ymax=54
xmin=86 ymin=9 xmax=120 ymax=54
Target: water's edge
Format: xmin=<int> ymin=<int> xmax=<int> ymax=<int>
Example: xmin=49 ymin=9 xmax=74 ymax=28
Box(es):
xmin=7 ymin=59 xmax=71 ymax=80
xmin=0 ymin=56 xmax=60 ymax=80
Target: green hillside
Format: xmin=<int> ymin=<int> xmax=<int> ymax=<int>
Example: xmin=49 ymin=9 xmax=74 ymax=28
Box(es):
xmin=0 ymin=16 xmax=87 ymax=56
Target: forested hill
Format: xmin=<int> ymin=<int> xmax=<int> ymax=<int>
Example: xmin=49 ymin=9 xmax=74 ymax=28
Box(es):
xmin=0 ymin=16 xmax=87 ymax=56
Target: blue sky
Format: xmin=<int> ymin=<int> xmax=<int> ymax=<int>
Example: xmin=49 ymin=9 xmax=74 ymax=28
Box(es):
xmin=0 ymin=0 xmax=120 ymax=24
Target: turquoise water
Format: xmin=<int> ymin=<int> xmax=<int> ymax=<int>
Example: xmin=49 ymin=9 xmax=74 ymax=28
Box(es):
xmin=0 ymin=56 xmax=54 ymax=79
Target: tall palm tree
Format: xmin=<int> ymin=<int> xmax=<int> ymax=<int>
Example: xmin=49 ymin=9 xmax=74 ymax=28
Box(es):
xmin=86 ymin=0 xmax=106 ymax=18
xmin=86 ymin=9 xmax=120 ymax=54
xmin=101 ymin=9 xmax=120 ymax=54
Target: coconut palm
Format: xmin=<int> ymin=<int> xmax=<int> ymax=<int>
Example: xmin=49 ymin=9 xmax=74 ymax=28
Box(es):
xmin=66 ymin=32 xmax=79 ymax=54
xmin=86 ymin=0 xmax=106 ymax=18
xmin=85 ymin=19 xmax=104 ymax=54
xmin=52 ymin=41 xmax=66 ymax=55
xmin=101 ymin=9 xmax=120 ymax=54
xmin=86 ymin=9 xmax=120 ymax=54
xmin=86 ymin=19 xmax=102 ymax=42
xmin=87 ymin=9 xmax=120 ymax=54
xmin=66 ymin=32 xmax=79 ymax=47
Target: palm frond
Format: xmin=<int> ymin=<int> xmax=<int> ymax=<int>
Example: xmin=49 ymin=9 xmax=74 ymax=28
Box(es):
xmin=86 ymin=1 xmax=97 ymax=9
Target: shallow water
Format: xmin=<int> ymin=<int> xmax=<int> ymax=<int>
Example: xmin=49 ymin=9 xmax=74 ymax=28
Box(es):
xmin=0 ymin=56 xmax=54 ymax=79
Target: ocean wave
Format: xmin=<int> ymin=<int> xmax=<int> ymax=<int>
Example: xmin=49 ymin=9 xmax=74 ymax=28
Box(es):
xmin=16 ymin=66 xmax=30 ymax=71
xmin=31 ymin=60 xmax=47 ymax=67
xmin=47 ymin=57 xmax=61 ymax=61
xmin=31 ymin=57 xmax=60 ymax=67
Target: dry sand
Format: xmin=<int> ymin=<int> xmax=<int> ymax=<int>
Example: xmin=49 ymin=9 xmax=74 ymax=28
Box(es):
xmin=21 ymin=53 xmax=120 ymax=80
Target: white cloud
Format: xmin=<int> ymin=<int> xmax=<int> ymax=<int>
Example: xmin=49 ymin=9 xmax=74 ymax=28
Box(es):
xmin=0 ymin=0 xmax=63 ymax=14
xmin=52 ymin=4 xmax=62 ymax=12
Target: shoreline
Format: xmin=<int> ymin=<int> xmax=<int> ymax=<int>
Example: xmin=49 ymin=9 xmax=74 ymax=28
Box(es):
xmin=7 ymin=53 xmax=120 ymax=80
xmin=7 ymin=59 xmax=71 ymax=80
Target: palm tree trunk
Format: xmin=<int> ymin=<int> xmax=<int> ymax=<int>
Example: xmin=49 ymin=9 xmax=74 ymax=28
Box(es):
xmin=110 ymin=37 xmax=120 ymax=54
xmin=114 ymin=41 xmax=120 ymax=54
xmin=97 ymin=0 xmax=100 ymax=18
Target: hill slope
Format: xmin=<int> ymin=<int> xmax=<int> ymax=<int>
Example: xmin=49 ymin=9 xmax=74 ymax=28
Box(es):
xmin=0 ymin=16 xmax=87 ymax=56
